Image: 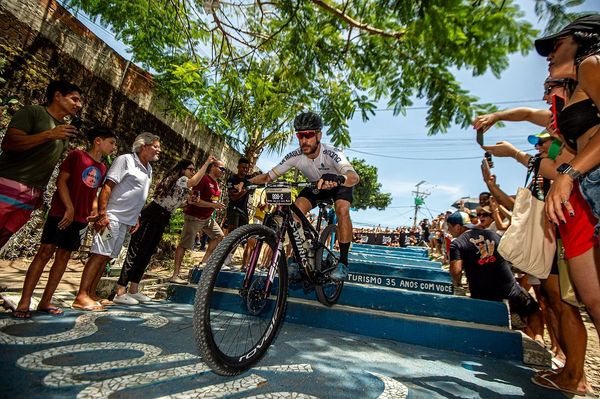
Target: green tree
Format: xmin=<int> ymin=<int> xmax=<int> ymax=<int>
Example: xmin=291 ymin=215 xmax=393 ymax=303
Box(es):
xmin=63 ymin=0 xmax=590 ymax=158
xmin=350 ymin=158 xmax=391 ymax=210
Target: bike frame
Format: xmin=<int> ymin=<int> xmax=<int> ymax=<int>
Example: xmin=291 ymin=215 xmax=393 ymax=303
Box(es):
xmin=241 ymin=200 xmax=336 ymax=299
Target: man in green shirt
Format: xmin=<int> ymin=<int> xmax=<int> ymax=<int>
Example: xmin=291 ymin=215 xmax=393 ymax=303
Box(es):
xmin=0 ymin=80 xmax=83 ymax=248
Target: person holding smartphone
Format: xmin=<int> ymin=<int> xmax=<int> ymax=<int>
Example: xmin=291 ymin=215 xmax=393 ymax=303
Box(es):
xmin=0 ymin=80 xmax=83 ymax=249
xmin=476 ymin=64 xmax=595 ymax=394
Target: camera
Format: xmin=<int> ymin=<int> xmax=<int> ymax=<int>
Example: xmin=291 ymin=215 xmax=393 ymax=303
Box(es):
xmin=70 ymin=116 xmax=83 ymax=130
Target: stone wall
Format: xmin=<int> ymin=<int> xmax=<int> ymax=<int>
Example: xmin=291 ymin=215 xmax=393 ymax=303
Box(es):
xmin=0 ymin=0 xmax=244 ymax=257
xmin=0 ymin=0 xmax=242 ymax=171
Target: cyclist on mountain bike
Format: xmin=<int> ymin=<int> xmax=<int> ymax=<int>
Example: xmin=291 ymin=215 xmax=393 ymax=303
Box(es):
xmin=248 ymin=111 xmax=360 ymax=281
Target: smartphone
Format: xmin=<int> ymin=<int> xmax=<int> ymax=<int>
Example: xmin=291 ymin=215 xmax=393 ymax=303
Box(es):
xmin=551 ymin=94 xmax=565 ymax=133
xmin=476 ymin=128 xmax=484 ymax=146
xmin=484 ymin=152 xmax=494 ymax=168
xmin=100 ymin=227 xmax=113 ymax=241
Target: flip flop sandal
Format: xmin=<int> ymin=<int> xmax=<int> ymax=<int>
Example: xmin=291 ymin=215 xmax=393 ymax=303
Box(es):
xmin=12 ymin=310 xmax=32 ymax=319
xmin=71 ymin=303 xmax=106 ymax=312
xmin=531 ymin=374 xmax=587 ymax=397
xmin=37 ymin=307 xmax=64 ymax=316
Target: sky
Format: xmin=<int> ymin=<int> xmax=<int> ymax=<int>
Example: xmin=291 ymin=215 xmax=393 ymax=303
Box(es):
xmin=61 ymin=1 xmax=600 ymax=228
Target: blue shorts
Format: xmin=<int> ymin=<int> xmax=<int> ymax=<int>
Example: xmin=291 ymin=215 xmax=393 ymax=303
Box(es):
xmin=579 ymin=164 xmax=600 ymax=236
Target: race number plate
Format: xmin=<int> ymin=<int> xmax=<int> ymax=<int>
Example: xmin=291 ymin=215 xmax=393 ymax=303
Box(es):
xmin=265 ymin=187 xmax=292 ymax=205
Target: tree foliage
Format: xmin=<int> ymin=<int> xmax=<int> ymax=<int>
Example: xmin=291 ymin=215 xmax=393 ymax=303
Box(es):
xmin=349 ymin=158 xmax=391 ymax=211
xmin=63 ymin=0 xmax=589 ymax=161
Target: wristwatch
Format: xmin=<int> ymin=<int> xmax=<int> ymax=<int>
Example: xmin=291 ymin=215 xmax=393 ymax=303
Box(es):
xmin=556 ymin=163 xmax=582 ymax=179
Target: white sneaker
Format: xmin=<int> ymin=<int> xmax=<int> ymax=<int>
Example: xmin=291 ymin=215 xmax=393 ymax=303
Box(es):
xmin=128 ymin=292 xmax=152 ymax=303
xmin=113 ymin=293 xmax=139 ymax=305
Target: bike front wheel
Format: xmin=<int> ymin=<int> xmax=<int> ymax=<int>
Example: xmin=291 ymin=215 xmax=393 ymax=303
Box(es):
xmin=315 ymin=224 xmax=344 ymax=306
xmin=193 ymin=224 xmax=288 ymax=375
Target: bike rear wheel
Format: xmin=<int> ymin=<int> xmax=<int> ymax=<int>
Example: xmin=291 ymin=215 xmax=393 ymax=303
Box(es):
xmin=315 ymin=224 xmax=344 ymax=306
xmin=193 ymin=224 xmax=288 ymax=375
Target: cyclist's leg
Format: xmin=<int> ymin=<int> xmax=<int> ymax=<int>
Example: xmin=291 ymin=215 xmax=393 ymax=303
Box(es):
xmin=294 ymin=191 xmax=315 ymax=215
xmin=334 ymin=199 xmax=352 ymax=266
xmin=333 ymin=184 xmax=353 ymax=262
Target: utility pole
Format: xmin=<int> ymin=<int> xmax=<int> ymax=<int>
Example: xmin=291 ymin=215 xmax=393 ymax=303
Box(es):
xmin=412 ymin=180 xmax=430 ymax=227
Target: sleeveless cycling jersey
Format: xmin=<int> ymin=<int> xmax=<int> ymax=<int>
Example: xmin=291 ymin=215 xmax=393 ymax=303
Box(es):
xmin=268 ymin=143 xmax=355 ymax=182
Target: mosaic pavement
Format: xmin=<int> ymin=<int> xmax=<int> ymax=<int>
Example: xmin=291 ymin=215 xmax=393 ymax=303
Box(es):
xmin=0 ymin=301 xmax=564 ymax=398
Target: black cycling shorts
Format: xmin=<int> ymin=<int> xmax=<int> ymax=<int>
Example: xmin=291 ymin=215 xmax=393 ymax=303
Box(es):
xmin=298 ymin=185 xmax=353 ymax=209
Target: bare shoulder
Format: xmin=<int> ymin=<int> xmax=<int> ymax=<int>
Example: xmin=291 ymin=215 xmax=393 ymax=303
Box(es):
xmin=579 ymin=54 xmax=600 ymax=74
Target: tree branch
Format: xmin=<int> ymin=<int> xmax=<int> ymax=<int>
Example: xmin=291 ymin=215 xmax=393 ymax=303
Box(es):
xmin=310 ymin=0 xmax=405 ymax=39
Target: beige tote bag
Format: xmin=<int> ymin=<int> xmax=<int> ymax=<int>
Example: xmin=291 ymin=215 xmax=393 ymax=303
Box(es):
xmin=498 ymin=187 xmax=556 ymax=279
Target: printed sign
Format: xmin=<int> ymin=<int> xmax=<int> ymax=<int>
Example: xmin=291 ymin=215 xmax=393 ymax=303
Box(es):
xmin=347 ymin=273 xmax=453 ymax=294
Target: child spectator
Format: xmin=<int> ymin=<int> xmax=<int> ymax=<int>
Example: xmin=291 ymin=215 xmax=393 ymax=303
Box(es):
xmin=12 ymin=127 xmax=117 ymax=318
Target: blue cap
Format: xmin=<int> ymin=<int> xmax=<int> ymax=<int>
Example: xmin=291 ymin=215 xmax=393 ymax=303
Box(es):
xmin=447 ymin=211 xmax=477 ymax=229
xmin=528 ymin=131 xmax=551 ymax=145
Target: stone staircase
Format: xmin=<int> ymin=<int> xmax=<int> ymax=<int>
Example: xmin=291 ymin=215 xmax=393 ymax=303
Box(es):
xmin=166 ymin=244 xmax=546 ymax=363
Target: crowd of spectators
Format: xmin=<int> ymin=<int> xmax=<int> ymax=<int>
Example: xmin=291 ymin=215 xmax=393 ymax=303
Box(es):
xmin=1 ymin=14 xmax=600 ymax=397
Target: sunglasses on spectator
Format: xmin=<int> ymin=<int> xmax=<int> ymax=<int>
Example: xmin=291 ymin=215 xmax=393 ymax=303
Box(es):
xmin=535 ymin=138 xmax=552 ymax=146
xmin=217 ymin=166 xmax=226 ymax=172
xmin=477 ymin=213 xmax=491 ymax=217
xmin=296 ymin=130 xmax=318 ymax=140
xmin=543 ymin=78 xmax=572 ymax=95
xmin=186 ymin=167 xmax=195 ymax=171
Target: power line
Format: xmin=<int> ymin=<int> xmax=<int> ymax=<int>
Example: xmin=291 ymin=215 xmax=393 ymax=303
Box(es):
xmin=347 ymin=147 xmax=535 ymax=161
xmin=347 ymin=148 xmax=485 ymax=160
xmin=374 ymin=99 xmax=545 ymax=111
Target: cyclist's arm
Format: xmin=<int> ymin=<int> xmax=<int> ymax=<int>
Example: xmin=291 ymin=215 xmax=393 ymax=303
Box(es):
xmin=341 ymin=170 xmax=360 ymax=187
xmin=336 ymin=150 xmax=360 ymax=187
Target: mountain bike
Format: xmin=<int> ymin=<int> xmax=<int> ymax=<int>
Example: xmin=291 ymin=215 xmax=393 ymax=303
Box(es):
xmin=193 ymin=181 xmax=342 ymax=375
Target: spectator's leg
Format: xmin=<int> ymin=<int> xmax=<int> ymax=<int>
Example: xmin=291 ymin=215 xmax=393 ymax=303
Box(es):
xmin=171 ymin=245 xmax=187 ymax=279
xmin=37 ymin=248 xmax=71 ymax=311
xmin=538 ymin=274 xmax=588 ymax=393
xmin=171 ymin=215 xmax=200 ymax=280
xmin=567 ymin=246 xmax=600 ymax=340
xmin=201 ymin=220 xmax=224 ymax=264
xmin=15 ymin=244 xmax=56 ymax=312
xmin=89 ymin=262 xmax=106 ymax=301
xmin=73 ymin=254 xmax=111 ymax=308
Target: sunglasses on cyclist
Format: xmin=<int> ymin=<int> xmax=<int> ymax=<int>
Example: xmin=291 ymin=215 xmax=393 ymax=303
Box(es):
xmin=296 ymin=130 xmax=318 ymax=140
xmin=477 ymin=212 xmax=491 ymax=217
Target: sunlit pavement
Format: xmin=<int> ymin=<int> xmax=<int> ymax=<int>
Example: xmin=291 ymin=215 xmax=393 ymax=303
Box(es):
xmin=0 ymin=301 xmax=563 ymax=398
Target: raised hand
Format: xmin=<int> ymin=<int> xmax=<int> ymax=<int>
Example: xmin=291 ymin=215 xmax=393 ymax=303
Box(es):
xmin=472 ymin=113 xmax=499 ymax=133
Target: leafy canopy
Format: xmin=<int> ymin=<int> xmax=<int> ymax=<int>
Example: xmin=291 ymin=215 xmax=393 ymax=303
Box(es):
xmin=63 ymin=0 xmax=585 ymax=155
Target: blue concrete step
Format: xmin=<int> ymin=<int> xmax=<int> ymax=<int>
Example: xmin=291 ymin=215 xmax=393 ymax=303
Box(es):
xmin=168 ymin=273 xmax=521 ymax=361
xmin=177 ymin=271 xmax=505 ymax=327
xmin=352 ymin=246 xmax=430 ymax=260
xmin=350 ymin=252 xmax=442 ymax=269
xmin=353 ymin=243 xmax=429 ymax=257
xmin=189 ymin=263 xmax=453 ymax=294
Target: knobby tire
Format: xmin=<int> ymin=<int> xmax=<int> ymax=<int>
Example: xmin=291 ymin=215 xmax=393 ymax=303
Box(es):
xmin=315 ymin=224 xmax=344 ymax=306
xmin=193 ymin=224 xmax=288 ymax=376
